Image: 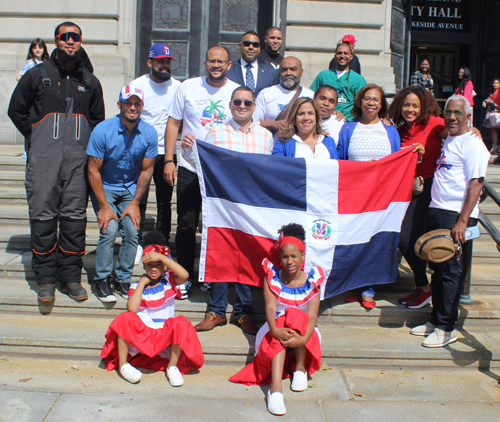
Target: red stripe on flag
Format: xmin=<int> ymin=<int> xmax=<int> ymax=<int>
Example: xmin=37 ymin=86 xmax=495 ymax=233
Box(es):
xmin=204 ymin=227 xmax=278 ymax=287
xmin=337 ymin=148 xmax=417 ymax=214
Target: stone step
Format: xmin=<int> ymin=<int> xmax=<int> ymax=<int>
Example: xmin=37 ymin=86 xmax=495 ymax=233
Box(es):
xmin=1 ymin=301 xmax=499 ymax=367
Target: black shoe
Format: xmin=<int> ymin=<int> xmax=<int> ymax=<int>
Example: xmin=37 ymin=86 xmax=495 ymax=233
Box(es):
xmin=114 ymin=282 xmax=131 ymax=299
xmin=95 ymin=277 xmax=117 ymax=303
xmin=38 ymin=284 xmax=56 ymax=302
xmin=61 ymin=282 xmax=88 ymax=301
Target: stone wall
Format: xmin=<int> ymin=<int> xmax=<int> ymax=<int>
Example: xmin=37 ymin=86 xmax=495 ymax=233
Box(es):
xmin=285 ymin=0 xmax=396 ymax=94
xmin=0 ymin=0 xmax=137 ymax=144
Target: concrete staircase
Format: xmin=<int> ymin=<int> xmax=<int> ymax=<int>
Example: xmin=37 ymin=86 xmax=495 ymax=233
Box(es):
xmin=1 ymin=144 xmax=500 ymax=368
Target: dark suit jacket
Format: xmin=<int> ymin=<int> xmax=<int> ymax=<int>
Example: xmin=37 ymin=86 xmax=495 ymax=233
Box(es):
xmin=227 ymin=59 xmax=279 ymax=97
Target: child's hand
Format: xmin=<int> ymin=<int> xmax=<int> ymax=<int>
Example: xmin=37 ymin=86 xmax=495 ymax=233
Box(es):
xmin=280 ymin=332 xmax=306 ymax=348
xmin=271 ymin=327 xmax=295 ymax=342
xmin=141 ymin=251 xmax=165 ymax=263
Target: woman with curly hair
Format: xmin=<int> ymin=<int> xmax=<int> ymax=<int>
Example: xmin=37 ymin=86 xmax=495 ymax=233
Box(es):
xmin=272 ymin=97 xmax=338 ymax=159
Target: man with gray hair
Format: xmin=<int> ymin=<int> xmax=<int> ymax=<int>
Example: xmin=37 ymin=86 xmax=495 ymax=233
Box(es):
xmin=410 ymin=95 xmax=489 ymax=348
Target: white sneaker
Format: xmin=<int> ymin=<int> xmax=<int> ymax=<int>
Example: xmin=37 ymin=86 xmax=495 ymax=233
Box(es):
xmin=291 ymin=370 xmax=308 ymax=391
xmin=422 ymin=328 xmax=457 ymax=348
xmin=134 ymin=245 xmax=143 ymax=266
xmin=267 ymin=389 xmax=286 ymax=415
xmin=120 ymin=363 xmax=142 ymax=383
xmin=166 ymin=366 xmax=184 ymax=386
xmin=410 ymin=321 xmax=436 ymax=336
xmin=177 ymin=280 xmax=192 ymax=300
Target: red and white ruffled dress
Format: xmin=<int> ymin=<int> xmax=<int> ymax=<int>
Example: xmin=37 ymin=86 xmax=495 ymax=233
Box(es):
xmin=100 ymin=271 xmax=204 ymax=374
xmin=229 ymin=259 xmax=325 ymax=386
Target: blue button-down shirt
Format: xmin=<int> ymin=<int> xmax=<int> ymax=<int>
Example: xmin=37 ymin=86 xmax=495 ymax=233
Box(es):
xmin=87 ymin=115 xmax=158 ymax=195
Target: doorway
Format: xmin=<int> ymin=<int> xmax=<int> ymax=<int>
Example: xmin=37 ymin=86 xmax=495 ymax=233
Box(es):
xmin=136 ymin=0 xmax=274 ymax=81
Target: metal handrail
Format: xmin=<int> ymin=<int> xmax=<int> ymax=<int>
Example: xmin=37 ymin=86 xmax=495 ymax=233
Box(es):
xmin=460 ymin=179 xmax=500 ymax=304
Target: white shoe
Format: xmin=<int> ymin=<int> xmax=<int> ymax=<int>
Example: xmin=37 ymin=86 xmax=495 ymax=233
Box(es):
xmin=291 ymin=370 xmax=308 ymax=391
xmin=422 ymin=328 xmax=457 ymax=348
xmin=134 ymin=245 xmax=143 ymax=266
xmin=166 ymin=366 xmax=184 ymax=386
xmin=267 ymin=389 xmax=286 ymax=415
xmin=120 ymin=363 xmax=142 ymax=383
xmin=410 ymin=321 xmax=436 ymax=336
xmin=177 ymin=280 xmax=192 ymax=300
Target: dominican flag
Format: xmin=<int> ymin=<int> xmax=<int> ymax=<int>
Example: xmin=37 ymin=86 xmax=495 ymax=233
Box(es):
xmin=193 ymin=142 xmax=416 ymax=300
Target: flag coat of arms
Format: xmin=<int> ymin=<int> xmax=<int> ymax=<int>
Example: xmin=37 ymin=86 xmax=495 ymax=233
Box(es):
xmin=193 ymin=142 xmax=417 ymax=300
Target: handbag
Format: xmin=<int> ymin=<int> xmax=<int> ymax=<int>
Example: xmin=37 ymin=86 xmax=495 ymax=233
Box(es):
xmin=412 ymin=176 xmax=424 ymax=197
xmin=489 ymin=113 xmax=500 ymax=128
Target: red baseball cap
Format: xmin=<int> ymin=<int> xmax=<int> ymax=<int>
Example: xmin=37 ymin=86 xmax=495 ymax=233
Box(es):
xmin=342 ymin=34 xmax=357 ymax=46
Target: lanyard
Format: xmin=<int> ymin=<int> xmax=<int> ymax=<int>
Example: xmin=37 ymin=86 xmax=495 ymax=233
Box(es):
xmin=338 ymin=70 xmax=351 ymax=97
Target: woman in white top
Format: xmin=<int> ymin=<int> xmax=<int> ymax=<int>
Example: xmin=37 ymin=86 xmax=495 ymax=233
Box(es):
xmin=272 ymin=97 xmax=338 ymax=159
xmin=16 ymin=38 xmax=49 ymax=81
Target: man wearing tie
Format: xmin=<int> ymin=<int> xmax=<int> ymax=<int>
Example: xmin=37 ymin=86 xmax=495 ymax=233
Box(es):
xmin=227 ymin=31 xmax=279 ymax=97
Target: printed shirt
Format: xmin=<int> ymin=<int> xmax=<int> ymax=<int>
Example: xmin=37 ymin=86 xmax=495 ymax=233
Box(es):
xmin=167 ymin=76 xmax=240 ymax=173
xmin=262 ymin=258 xmax=325 ymax=316
xmin=86 ymin=115 xmax=158 ymax=195
xmin=128 ymin=270 xmax=178 ymax=324
xmin=430 ymin=131 xmax=490 ymax=218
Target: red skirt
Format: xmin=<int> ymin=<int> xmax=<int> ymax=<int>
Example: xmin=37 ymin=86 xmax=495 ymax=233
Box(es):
xmin=101 ymin=312 xmax=204 ymax=374
xmin=229 ymin=307 xmax=321 ymax=386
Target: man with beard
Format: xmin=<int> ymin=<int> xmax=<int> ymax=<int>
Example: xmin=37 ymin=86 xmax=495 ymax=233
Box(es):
xmin=87 ymin=86 xmax=157 ymax=303
xmin=8 ymin=21 xmax=104 ymax=302
xmin=164 ymin=46 xmax=239 ymax=300
xmin=226 ymin=31 xmax=279 ymax=97
xmin=258 ymin=27 xmax=284 ymax=69
xmin=310 ymin=41 xmax=366 ymax=121
xmin=254 ymin=56 xmax=315 ymax=134
xmin=129 ymin=44 xmax=181 ymax=271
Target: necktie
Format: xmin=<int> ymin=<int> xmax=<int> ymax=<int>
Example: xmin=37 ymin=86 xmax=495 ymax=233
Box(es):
xmin=245 ymin=63 xmax=255 ymax=92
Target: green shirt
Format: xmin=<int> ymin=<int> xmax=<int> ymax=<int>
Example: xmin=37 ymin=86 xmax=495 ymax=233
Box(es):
xmin=310 ymin=70 xmax=367 ymax=121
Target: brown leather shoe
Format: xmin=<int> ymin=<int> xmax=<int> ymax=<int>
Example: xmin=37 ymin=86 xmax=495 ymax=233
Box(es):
xmin=195 ymin=312 xmax=227 ymax=331
xmin=236 ymin=315 xmax=259 ymax=335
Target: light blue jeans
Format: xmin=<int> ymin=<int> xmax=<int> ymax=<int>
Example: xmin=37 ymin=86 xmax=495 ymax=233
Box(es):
xmin=91 ymin=189 xmax=138 ymax=284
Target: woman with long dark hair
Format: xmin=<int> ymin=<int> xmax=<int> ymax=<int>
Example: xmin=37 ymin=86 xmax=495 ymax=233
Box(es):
xmin=482 ymin=78 xmax=500 ymax=154
xmin=16 ymin=38 xmax=49 ymax=81
xmin=456 ymin=66 xmax=475 ymax=111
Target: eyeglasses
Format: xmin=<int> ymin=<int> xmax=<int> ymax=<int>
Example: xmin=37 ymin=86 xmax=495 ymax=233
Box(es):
xmin=206 ymin=59 xmax=229 ymax=65
xmin=232 ymin=99 xmax=254 ymax=107
xmin=55 ymin=32 xmax=82 ymax=42
xmin=362 ymin=97 xmax=382 ymax=104
xmin=443 ymin=109 xmax=465 ymax=119
xmin=242 ymin=41 xmax=260 ymax=48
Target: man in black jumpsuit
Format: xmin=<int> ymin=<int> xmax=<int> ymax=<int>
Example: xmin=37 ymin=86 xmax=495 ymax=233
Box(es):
xmin=8 ymin=21 xmax=105 ymax=302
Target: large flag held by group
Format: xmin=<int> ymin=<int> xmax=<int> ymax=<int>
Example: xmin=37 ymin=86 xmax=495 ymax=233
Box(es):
xmin=193 ymin=141 xmax=417 ymax=300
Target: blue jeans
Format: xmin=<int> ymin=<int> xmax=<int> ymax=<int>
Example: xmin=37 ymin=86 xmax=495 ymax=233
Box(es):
xmin=91 ymin=189 xmax=138 ymax=284
xmin=209 ymin=282 xmax=253 ymax=318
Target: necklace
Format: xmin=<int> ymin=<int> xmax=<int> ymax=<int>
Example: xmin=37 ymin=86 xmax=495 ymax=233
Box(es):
xmin=281 ymin=271 xmax=304 ymax=288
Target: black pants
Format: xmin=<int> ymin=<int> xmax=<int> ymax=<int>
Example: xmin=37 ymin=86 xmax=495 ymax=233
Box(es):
xmin=175 ymin=166 xmax=202 ymax=280
xmin=139 ymin=155 xmax=176 ymax=243
xmin=425 ymin=208 xmax=477 ymax=331
xmin=398 ymin=177 xmax=433 ymax=288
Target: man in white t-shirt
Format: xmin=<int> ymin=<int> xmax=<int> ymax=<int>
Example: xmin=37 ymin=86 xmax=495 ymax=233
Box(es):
xmin=411 ymin=95 xmax=489 ymax=348
xmin=129 ymin=44 xmax=181 ymax=263
xmin=314 ymin=84 xmax=344 ymax=146
xmin=254 ymin=56 xmax=314 ymax=134
xmin=164 ymin=46 xmax=239 ymax=300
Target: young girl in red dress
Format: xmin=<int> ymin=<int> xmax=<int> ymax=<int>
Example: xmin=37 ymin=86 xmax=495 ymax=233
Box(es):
xmin=100 ymin=231 xmax=204 ymax=386
xmin=230 ymin=223 xmax=325 ymax=416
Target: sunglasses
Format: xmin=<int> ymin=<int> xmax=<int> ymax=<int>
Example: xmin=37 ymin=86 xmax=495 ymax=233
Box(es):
xmin=55 ymin=32 xmax=82 ymax=42
xmin=242 ymin=41 xmax=260 ymax=48
xmin=232 ymin=99 xmax=254 ymax=107
xmin=443 ymin=109 xmax=465 ymax=119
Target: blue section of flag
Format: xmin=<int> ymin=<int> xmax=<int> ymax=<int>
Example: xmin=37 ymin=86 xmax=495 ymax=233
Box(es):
xmin=197 ymin=141 xmax=307 ymax=211
xmin=324 ymin=231 xmax=400 ymax=297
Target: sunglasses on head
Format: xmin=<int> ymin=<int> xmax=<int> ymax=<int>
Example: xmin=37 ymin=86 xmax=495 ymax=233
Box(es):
xmin=242 ymin=41 xmax=260 ymax=48
xmin=55 ymin=32 xmax=82 ymax=42
xmin=232 ymin=99 xmax=254 ymax=107
xmin=443 ymin=109 xmax=465 ymax=119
